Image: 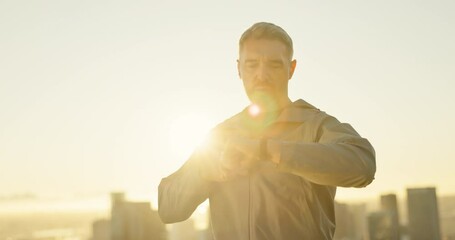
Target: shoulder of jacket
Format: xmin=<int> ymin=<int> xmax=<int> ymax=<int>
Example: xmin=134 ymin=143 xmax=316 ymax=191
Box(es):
xmin=211 ymin=110 xmax=245 ymax=132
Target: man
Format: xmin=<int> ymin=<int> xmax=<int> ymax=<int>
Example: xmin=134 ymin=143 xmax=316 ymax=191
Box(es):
xmin=158 ymin=22 xmax=376 ymax=240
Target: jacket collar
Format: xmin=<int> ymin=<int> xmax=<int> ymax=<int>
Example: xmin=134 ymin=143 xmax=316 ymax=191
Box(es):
xmin=236 ymin=99 xmax=319 ymax=124
xmin=274 ymin=99 xmax=319 ymax=123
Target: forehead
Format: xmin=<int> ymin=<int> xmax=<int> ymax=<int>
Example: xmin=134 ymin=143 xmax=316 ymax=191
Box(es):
xmin=240 ymin=39 xmax=288 ymax=59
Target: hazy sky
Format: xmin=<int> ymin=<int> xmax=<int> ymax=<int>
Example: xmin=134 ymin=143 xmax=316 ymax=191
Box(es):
xmin=1 ymin=0 xmax=454 ymax=209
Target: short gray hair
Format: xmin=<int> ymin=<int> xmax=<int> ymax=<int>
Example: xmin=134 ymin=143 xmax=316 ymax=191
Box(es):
xmin=239 ymin=22 xmax=294 ymax=59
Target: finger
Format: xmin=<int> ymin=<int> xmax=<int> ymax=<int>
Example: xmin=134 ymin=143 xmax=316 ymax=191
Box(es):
xmin=231 ymin=137 xmax=260 ymax=159
xmin=219 ymin=150 xmax=242 ymax=171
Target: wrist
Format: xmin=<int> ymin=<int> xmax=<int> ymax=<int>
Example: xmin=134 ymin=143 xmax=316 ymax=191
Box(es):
xmin=267 ymin=140 xmax=281 ymax=165
xmin=259 ymin=138 xmax=269 ymax=161
xmin=259 ymin=139 xmax=281 ymax=165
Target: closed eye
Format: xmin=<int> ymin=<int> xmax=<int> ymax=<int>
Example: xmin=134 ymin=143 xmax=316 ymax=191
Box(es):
xmin=245 ymin=60 xmax=259 ymax=68
xmin=268 ymin=60 xmax=283 ymax=68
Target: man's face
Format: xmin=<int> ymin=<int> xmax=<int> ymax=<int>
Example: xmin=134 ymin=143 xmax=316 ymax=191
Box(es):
xmin=238 ymin=38 xmax=296 ymax=109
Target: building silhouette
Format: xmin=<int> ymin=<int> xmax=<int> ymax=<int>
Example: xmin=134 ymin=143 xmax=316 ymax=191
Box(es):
xmin=91 ymin=219 xmax=110 ymax=240
xmin=91 ymin=192 xmax=166 ymax=240
xmin=368 ymin=210 xmax=395 ymax=240
xmin=334 ymin=202 xmax=352 ymax=239
xmin=439 ymin=195 xmax=455 ymax=239
xmin=334 ymin=202 xmax=367 ymax=240
xmin=350 ymin=204 xmax=368 ymax=240
xmin=407 ymin=187 xmax=441 ymax=240
xmin=334 ymin=189 xmax=455 ymax=240
xmin=88 ymin=189 xmax=455 ymax=240
xmin=380 ymin=194 xmax=400 ymax=240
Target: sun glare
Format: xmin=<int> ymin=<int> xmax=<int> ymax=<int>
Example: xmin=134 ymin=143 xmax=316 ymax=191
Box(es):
xmin=167 ymin=113 xmax=214 ymax=163
xmin=248 ymin=104 xmax=261 ymax=116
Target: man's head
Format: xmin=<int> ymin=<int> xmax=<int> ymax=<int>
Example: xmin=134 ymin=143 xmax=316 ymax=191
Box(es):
xmin=237 ymin=22 xmax=297 ymax=112
xmin=239 ymin=22 xmax=294 ymax=61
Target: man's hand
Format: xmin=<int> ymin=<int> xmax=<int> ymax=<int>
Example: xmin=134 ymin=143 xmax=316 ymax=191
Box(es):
xmin=197 ymin=137 xmax=262 ymax=182
xmin=223 ymin=137 xmax=262 ymax=172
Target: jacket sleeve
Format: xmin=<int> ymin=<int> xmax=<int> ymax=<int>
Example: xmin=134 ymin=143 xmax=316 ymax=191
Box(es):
xmin=158 ymin=152 xmax=210 ymax=223
xmin=275 ymin=114 xmax=376 ymax=188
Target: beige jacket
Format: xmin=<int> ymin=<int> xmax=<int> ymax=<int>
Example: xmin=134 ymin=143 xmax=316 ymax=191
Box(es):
xmin=158 ymin=99 xmax=376 ymax=240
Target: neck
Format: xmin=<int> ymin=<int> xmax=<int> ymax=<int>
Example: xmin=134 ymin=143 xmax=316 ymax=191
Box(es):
xmin=255 ymin=97 xmax=291 ymax=113
xmin=247 ymin=97 xmax=291 ymax=122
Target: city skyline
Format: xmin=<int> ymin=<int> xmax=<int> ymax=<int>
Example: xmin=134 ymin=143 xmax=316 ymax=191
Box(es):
xmin=1 ymin=0 xmax=455 ymax=206
xmin=2 ymin=187 xmax=454 ymax=239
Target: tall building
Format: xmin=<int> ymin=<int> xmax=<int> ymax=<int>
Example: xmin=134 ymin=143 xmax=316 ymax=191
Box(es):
xmin=407 ymin=187 xmax=441 ymax=240
xmin=380 ymin=194 xmax=400 ymax=240
xmin=110 ymin=192 xmax=167 ymax=240
xmin=368 ymin=210 xmax=395 ymax=240
xmin=334 ymin=202 xmax=367 ymax=240
xmin=334 ymin=202 xmax=352 ymax=239
xmin=91 ymin=219 xmax=110 ymax=240
xmin=439 ymin=195 xmax=455 ymax=239
xmin=350 ymin=204 xmax=368 ymax=240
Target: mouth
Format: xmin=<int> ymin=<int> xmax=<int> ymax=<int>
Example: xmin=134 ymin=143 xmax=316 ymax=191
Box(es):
xmin=254 ymin=84 xmax=272 ymax=91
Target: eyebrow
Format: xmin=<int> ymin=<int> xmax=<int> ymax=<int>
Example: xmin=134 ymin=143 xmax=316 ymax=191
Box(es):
xmin=269 ymin=59 xmax=283 ymax=64
xmin=244 ymin=59 xmax=259 ymax=63
xmin=243 ymin=58 xmax=284 ymax=63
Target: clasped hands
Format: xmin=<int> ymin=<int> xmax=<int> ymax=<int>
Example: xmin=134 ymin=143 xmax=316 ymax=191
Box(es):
xmin=198 ymin=137 xmax=266 ymax=182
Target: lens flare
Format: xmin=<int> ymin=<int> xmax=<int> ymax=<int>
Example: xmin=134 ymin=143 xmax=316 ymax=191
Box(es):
xmin=248 ymin=104 xmax=261 ymax=116
xmin=167 ymin=113 xmax=213 ymax=162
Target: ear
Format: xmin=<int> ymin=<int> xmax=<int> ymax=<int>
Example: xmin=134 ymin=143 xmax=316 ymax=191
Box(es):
xmin=289 ymin=59 xmax=297 ymax=79
xmin=237 ymin=59 xmax=241 ymax=79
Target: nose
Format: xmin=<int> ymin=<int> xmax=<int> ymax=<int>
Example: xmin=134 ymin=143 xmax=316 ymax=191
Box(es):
xmin=255 ymin=64 xmax=269 ymax=83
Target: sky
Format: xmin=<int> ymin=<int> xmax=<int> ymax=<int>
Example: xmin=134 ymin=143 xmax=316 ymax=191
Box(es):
xmin=1 ymin=0 xmax=454 ymax=211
